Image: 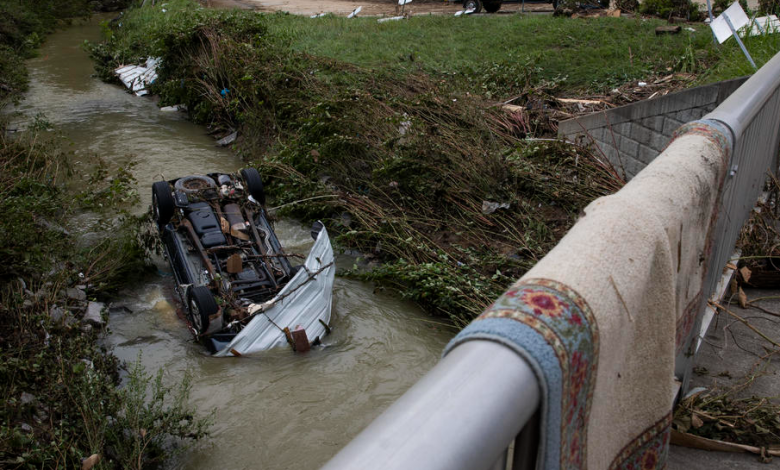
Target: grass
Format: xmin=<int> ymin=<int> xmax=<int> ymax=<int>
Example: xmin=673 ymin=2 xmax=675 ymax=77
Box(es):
xmin=268 ymin=13 xmax=716 ymax=92
xmin=98 ymin=0 xmax=780 ymax=97
xmin=272 ymin=13 xmax=780 ymax=92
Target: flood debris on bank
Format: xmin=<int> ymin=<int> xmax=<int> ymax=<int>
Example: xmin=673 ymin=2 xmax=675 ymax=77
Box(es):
xmin=735 ymin=174 xmax=780 ymax=288
xmin=669 ymin=174 xmax=780 ymax=455
xmin=115 ymin=57 xmax=160 ymax=95
xmin=89 ymin=0 xmax=626 ymax=325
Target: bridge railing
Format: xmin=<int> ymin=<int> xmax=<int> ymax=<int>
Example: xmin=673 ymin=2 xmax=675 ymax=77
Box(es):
xmin=319 ymin=51 xmax=780 ymax=470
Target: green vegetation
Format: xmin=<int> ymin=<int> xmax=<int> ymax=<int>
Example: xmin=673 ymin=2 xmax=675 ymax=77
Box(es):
xmin=638 ymin=0 xmax=702 ymax=21
xmin=93 ymin=0 xmax=723 ymax=95
xmin=88 ymin=0 xmax=780 ymax=323
xmin=0 ymin=1 xmax=209 ymax=468
xmin=268 ymin=13 xmax=712 ymax=92
xmin=0 ymin=117 xmax=211 ymax=467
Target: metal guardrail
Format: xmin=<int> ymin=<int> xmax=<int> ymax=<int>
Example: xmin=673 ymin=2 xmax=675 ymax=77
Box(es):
xmin=675 ymin=51 xmax=780 ymax=391
xmin=319 ymin=341 xmax=540 ymax=470
xmin=320 ymin=52 xmax=780 ymax=470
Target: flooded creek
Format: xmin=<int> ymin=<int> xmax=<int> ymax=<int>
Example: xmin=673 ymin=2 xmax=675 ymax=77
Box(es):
xmin=16 ymin=16 xmax=454 ymax=469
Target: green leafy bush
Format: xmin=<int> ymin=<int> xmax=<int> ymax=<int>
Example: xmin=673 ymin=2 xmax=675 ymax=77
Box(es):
xmin=640 ymin=0 xmax=703 ymax=20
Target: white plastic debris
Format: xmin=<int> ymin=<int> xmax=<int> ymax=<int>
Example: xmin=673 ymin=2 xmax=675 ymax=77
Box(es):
xmin=347 ymin=6 xmax=362 ymax=18
xmin=310 ymin=12 xmax=327 ymax=17
xmin=638 ymin=81 xmax=647 ymax=87
xmin=115 ymin=57 xmax=160 ymax=96
xmin=746 ymin=15 xmax=780 ymax=36
xmin=378 ymin=15 xmax=405 ymax=22
xmin=160 ymin=105 xmax=185 ymax=112
xmin=398 ymin=0 xmax=412 ymax=4
xmin=482 ymin=201 xmax=510 ymax=215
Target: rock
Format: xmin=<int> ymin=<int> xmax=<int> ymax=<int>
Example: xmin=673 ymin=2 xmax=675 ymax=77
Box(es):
xmin=21 ymin=392 xmax=36 ymax=405
xmin=22 ymin=300 xmax=33 ymax=309
xmin=82 ymin=302 xmax=105 ymax=327
xmin=108 ymin=303 xmax=133 ymax=314
xmin=35 ymin=407 xmax=49 ymax=421
xmin=66 ymin=287 xmax=87 ymax=302
xmin=216 ymin=131 xmax=238 ymax=147
xmin=20 ymin=423 xmax=33 ymax=433
xmin=81 ymin=324 xmax=93 ymax=334
xmin=34 ymin=289 xmax=48 ymax=302
xmin=47 ymin=263 xmax=66 ymax=277
xmin=50 ymin=305 xmax=65 ymax=322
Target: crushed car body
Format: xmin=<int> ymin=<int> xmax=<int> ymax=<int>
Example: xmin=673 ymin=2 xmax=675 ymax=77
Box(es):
xmin=151 ymin=169 xmax=335 ymax=356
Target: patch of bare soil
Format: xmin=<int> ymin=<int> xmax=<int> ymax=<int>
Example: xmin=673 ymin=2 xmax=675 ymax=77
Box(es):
xmin=210 ymin=0 xmax=551 ymax=17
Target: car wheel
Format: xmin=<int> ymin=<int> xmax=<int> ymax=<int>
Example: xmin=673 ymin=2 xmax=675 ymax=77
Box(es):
xmin=241 ymin=168 xmax=266 ymax=206
xmin=188 ymin=286 xmax=217 ymax=335
xmin=311 ymin=221 xmax=324 ymax=240
xmin=483 ymin=0 xmax=501 ymax=12
xmin=174 ymin=175 xmax=217 ymax=194
xmin=463 ymin=0 xmax=482 ymax=12
xmin=152 ymin=181 xmax=175 ymax=226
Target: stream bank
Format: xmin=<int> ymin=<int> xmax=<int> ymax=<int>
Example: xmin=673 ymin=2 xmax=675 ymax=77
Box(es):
xmin=4 ymin=11 xmax=455 ymax=469
xmin=0 ymin=2 xmax=212 ymax=468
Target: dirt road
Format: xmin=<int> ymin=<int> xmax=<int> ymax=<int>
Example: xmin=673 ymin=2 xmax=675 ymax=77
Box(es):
xmin=210 ymin=0 xmax=551 ymax=17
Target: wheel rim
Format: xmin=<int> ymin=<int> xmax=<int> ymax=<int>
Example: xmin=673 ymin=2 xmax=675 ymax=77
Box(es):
xmin=465 ymin=0 xmax=477 ymax=8
xmin=190 ymin=299 xmax=202 ymax=333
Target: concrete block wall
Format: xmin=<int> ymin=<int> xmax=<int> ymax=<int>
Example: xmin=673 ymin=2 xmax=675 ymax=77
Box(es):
xmin=558 ymin=77 xmax=747 ymax=179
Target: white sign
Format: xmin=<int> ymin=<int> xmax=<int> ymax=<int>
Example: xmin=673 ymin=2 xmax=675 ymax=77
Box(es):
xmin=710 ymin=2 xmax=750 ymax=44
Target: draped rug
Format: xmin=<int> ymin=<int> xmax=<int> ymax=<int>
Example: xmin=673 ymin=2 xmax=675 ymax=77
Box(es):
xmin=445 ymin=121 xmax=732 ymax=469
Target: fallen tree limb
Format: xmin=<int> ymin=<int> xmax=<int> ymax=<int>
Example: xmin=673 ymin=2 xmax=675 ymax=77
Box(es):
xmin=671 ymin=429 xmax=780 ymax=457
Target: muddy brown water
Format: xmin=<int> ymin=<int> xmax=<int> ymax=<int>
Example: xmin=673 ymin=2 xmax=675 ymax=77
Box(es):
xmin=15 ymin=16 xmax=454 ymax=469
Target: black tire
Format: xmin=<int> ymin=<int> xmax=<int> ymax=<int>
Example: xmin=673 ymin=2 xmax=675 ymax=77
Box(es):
xmin=187 ymin=286 xmax=217 ymax=335
xmin=463 ymin=0 xmax=482 ymax=12
xmin=152 ymin=181 xmax=175 ymax=226
xmin=241 ymin=168 xmax=266 ymax=206
xmin=484 ymin=0 xmax=501 ymax=12
xmin=311 ymin=221 xmax=324 ymax=240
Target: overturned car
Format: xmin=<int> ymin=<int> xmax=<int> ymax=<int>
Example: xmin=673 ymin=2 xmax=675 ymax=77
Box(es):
xmin=152 ymin=169 xmax=335 ymax=356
